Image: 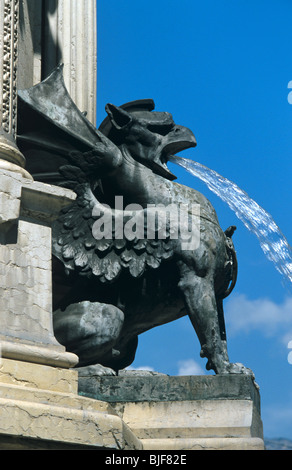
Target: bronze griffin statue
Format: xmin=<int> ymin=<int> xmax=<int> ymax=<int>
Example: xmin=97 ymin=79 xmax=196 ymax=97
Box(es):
xmin=17 ymin=66 xmax=253 ymax=377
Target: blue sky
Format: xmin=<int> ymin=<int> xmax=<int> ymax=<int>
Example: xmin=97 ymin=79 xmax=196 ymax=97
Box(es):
xmin=96 ymin=0 xmax=292 ymax=439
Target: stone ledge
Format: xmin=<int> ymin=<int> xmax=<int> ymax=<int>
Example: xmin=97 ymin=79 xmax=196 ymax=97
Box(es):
xmin=78 ymin=373 xmax=261 ymax=411
xmin=0 ymin=364 xmax=142 ymax=450
xmin=0 ymin=395 xmax=135 ymax=449
xmin=0 ymin=169 xmax=76 ymax=224
xmin=78 ymin=373 xmax=264 ymax=451
xmin=0 ymin=358 xmax=78 ymax=394
xmin=111 ymin=399 xmax=263 ymax=439
xmin=141 ymin=437 xmax=265 ymax=451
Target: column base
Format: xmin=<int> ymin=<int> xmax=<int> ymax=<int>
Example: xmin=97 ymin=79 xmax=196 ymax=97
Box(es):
xmin=0 ymin=338 xmax=77 ymax=369
xmin=0 ymin=159 xmax=32 ymax=180
xmin=0 ymin=135 xmax=32 ymax=179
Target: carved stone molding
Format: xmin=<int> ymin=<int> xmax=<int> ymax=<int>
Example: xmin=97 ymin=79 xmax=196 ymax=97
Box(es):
xmin=0 ymin=0 xmax=28 ymax=174
xmin=0 ymin=0 xmax=19 ymax=138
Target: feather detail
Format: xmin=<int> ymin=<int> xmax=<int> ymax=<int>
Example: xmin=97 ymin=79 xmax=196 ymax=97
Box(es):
xmin=52 ymin=184 xmax=176 ymax=282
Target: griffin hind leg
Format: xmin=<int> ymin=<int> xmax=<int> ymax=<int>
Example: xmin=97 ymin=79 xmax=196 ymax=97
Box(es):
xmin=178 ymin=268 xmax=253 ymax=376
xmin=53 ymin=300 xmax=124 ymax=368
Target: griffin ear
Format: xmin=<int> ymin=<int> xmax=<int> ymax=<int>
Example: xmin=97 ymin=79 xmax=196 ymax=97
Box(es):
xmin=105 ymin=103 xmax=133 ymax=131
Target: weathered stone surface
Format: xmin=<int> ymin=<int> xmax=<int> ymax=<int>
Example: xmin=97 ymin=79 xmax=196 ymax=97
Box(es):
xmin=142 ymin=437 xmax=265 ymax=451
xmin=114 ymin=399 xmax=262 ymax=439
xmin=0 ymin=172 xmax=22 ymax=224
xmin=0 ymin=358 xmax=78 ymax=394
xmin=0 ymin=360 xmax=142 ymax=450
xmin=79 ymin=373 xmax=265 ymax=450
xmin=79 ymin=372 xmax=261 ymax=408
xmin=0 ymin=171 xmax=77 ymax=368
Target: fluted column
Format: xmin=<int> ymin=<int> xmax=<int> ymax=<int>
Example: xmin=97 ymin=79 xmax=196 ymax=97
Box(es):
xmin=0 ymin=0 xmax=31 ymax=178
xmin=43 ymin=0 xmax=97 ymax=126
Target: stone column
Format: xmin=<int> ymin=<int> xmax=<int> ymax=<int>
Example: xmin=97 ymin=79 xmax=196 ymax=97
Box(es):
xmin=0 ymin=0 xmax=31 ymax=179
xmin=42 ymin=0 xmax=97 ymax=126
xmin=18 ymin=0 xmax=43 ymax=90
xmin=0 ymin=0 xmax=78 ymax=368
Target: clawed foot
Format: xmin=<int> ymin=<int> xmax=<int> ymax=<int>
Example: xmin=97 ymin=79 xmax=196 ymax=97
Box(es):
xmin=216 ymin=361 xmax=259 ymax=389
xmin=224 ymin=362 xmax=254 ymax=377
xmin=77 ymin=364 xmax=117 ymax=377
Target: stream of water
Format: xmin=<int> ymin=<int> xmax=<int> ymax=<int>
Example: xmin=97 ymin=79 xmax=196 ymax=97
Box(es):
xmin=170 ymin=155 xmax=292 ymax=288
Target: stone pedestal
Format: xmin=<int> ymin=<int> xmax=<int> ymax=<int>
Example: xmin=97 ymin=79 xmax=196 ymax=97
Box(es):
xmin=79 ymin=372 xmax=265 ymax=450
xmin=0 ymin=170 xmax=141 ymax=450
xmin=0 ymin=170 xmax=78 ymax=367
xmin=0 ymin=358 xmax=141 ymax=450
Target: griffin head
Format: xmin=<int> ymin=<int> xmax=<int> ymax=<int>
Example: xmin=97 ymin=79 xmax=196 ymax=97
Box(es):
xmin=99 ymin=99 xmax=197 ymax=181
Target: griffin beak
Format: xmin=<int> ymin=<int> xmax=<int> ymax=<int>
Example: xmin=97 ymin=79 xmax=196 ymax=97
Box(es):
xmin=153 ymin=126 xmax=197 ymax=180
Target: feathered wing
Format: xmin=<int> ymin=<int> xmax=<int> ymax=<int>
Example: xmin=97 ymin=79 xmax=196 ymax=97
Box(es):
xmin=17 ymin=65 xmax=121 ymax=185
xmin=52 ymin=179 xmax=177 ymax=283
xmin=17 ymin=66 xmax=177 ymax=280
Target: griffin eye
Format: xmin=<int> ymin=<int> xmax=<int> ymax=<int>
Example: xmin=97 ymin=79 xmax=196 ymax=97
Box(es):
xmin=147 ymin=124 xmax=174 ymax=136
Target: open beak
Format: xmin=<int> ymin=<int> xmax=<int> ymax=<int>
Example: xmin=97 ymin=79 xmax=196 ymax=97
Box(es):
xmin=153 ymin=126 xmax=197 ymax=180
